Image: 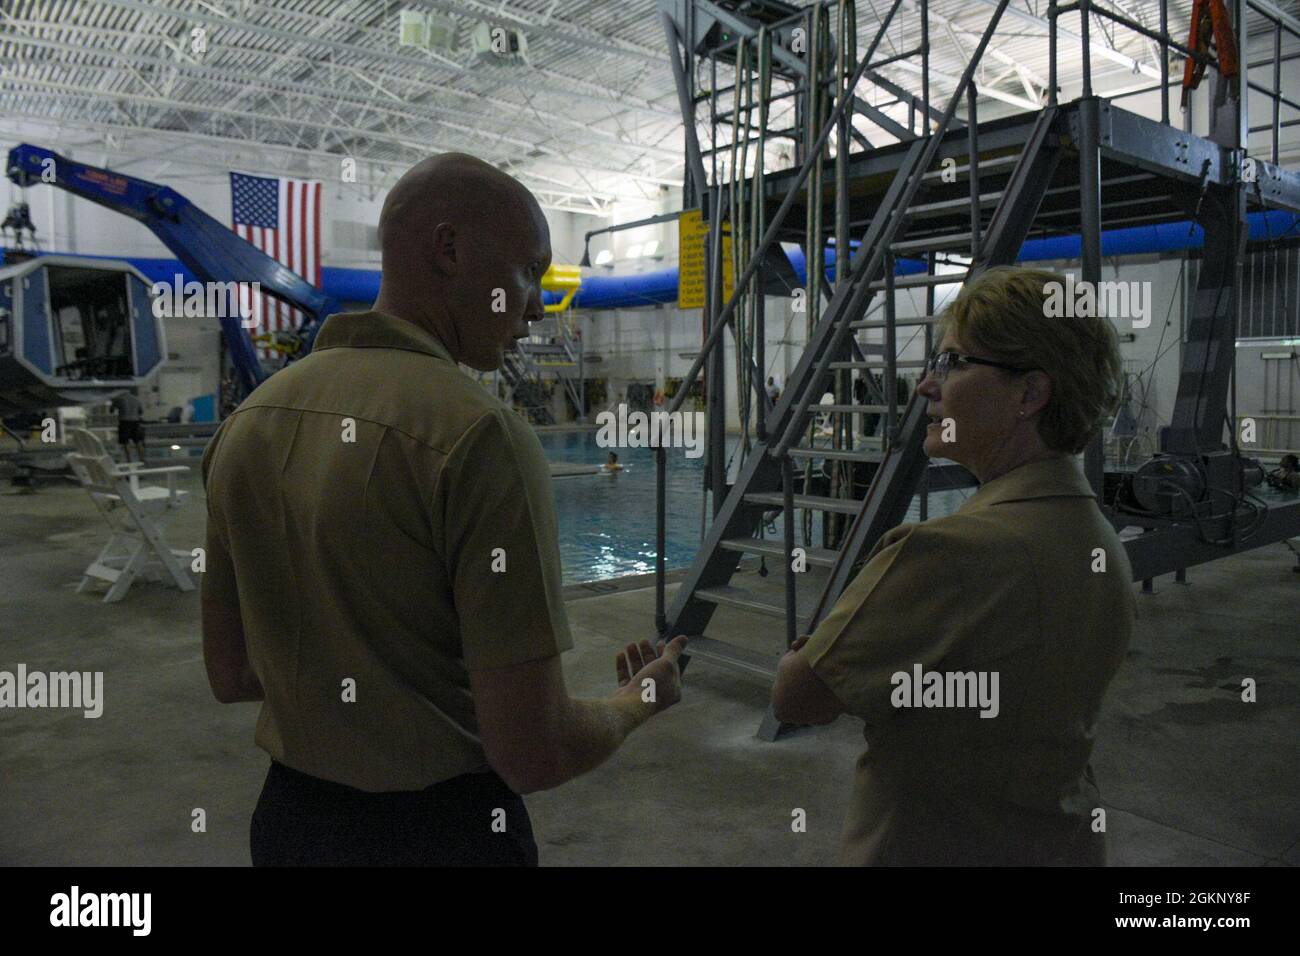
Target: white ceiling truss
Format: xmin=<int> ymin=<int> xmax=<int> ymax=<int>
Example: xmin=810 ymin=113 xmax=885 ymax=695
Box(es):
xmin=1 ymin=0 xmax=1297 ymax=217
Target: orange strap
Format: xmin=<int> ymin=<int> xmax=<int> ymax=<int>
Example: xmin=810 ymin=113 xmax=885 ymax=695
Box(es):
xmin=1210 ymin=0 xmax=1239 ymax=78
xmin=1181 ymin=0 xmax=1238 ymax=105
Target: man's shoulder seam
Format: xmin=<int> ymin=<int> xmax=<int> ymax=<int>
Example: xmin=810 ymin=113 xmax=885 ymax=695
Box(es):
xmin=223 ymin=401 xmax=506 ymax=458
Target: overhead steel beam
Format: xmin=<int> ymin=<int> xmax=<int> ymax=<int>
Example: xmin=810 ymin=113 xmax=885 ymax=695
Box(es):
xmin=865 ymin=69 xmax=964 ymax=129
xmin=1247 ymin=0 xmax=1300 ymax=38
xmin=0 ymin=75 xmax=681 ymax=192
xmin=66 ymin=0 xmax=680 ymax=121
xmin=694 ymin=0 xmax=918 ymax=141
xmin=969 ymin=0 xmax=1163 ymax=81
xmin=0 ymin=30 xmax=683 ymax=163
xmin=927 ymin=4 xmax=1050 ymax=90
xmin=892 ymin=58 xmax=1042 ymax=110
xmin=0 ymin=95 xmax=650 ymax=207
xmin=2 ymin=110 xmax=620 ymax=215
xmin=661 ymin=9 xmax=709 ymax=202
xmin=420 ymin=0 xmax=664 ymax=65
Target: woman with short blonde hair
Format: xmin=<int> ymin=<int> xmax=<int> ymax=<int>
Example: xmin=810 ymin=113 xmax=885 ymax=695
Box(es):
xmin=940 ymin=266 xmax=1125 ymax=453
xmin=773 ymin=265 xmax=1135 ymax=866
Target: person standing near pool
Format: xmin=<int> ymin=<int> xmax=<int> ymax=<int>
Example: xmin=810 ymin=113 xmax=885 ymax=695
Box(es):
xmin=201 ymin=152 xmax=688 ymax=866
xmin=111 ymin=388 xmax=146 ymax=463
xmin=772 ymin=266 xmax=1135 ymax=865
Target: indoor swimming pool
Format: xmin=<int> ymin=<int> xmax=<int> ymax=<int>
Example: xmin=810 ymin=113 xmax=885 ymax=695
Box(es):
xmin=540 ymin=430 xmax=971 ymax=584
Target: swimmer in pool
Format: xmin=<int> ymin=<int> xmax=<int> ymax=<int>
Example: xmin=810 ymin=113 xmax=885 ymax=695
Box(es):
xmin=601 ymin=452 xmax=623 ymax=474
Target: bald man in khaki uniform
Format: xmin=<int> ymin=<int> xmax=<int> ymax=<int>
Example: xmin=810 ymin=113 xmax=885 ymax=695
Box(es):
xmin=201 ymin=153 xmax=686 ymax=866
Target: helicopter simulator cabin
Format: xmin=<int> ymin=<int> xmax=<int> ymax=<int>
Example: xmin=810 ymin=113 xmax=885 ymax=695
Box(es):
xmin=0 ymin=256 xmax=164 ymax=417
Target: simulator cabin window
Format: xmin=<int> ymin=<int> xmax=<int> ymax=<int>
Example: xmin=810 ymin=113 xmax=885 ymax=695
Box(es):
xmin=47 ymin=267 xmax=134 ymax=380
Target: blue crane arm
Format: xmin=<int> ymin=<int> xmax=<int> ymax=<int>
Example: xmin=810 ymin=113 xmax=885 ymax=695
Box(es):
xmin=6 ymin=143 xmax=339 ymax=399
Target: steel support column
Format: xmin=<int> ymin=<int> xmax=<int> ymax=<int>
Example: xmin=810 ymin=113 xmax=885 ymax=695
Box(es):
xmin=1078 ymin=96 xmax=1105 ymax=496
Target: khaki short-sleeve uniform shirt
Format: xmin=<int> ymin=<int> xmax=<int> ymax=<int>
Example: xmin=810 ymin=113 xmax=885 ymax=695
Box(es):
xmin=201 ymin=310 xmax=573 ymax=792
xmin=803 ymin=455 xmax=1135 ymax=865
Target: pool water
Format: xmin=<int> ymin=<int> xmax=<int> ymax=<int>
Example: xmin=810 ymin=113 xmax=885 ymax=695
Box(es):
xmin=539 ymin=430 xmax=708 ymax=583
xmin=539 ymin=430 xmax=971 ymax=584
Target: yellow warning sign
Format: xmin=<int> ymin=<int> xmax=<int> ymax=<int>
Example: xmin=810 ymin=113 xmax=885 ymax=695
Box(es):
xmin=677 ymin=208 xmax=734 ymax=310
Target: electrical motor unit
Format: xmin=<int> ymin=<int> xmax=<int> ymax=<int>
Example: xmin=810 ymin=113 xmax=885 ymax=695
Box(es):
xmin=1132 ymin=456 xmax=1206 ymax=516
xmin=1132 ymin=453 xmax=1264 ymax=516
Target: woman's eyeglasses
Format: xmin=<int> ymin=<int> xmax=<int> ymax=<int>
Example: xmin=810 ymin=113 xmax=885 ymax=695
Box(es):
xmin=925 ymin=350 xmax=1034 ymax=384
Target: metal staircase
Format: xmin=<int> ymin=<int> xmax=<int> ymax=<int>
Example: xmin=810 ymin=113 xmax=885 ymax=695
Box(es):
xmin=521 ymin=315 xmax=591 ymax=421
xmin=677 ymin=115 xmax=1065 ymax=736
xmin=656 ymin=0 xmax=1300 ymax=739
xmin=499 ymin=349 xmax=556 ymax=425
xmin=653 ymin=1 xmax=1033 ymax=732
xmin=498 ymin=315 xmax=592 ymax=425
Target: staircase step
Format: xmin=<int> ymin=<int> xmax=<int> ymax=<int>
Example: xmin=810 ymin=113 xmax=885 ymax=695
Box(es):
xmin=694 ymin=585 xmax=787 ymax=618
xmin=905 ymin=191 xmax=1003 ymax=218
xmin=680 ymin=635 xmax=781 ymax=679
xmin=869 ymin=271 xmax=968 ymax=290
xmin=920 ymin=153 xmax=1018 ymax=184
xmin=744 ymin=491 xmax=861 ymax=515
xmin=891 ymin=231 xmax=974 ymax=255
xmin=849 ymin=315 xmax=939 ymax=329
xmin=719 ymin=537 xmax=839 ymax=567
xmin=793 ymin=429 xmax=886 ymax=444
xmin=787 ymin=446 xmax=885 ymax=462
xmin=804 ymin=403 xmax=895 ymax=413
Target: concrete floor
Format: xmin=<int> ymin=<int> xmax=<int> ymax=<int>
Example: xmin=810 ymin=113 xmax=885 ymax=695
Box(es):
xmin=1 ymin=467 xmax=1297 ymax=866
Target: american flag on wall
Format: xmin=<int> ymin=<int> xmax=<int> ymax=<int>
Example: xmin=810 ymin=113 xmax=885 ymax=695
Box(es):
xmin=230 ymin=171 xmax=322 ymax=359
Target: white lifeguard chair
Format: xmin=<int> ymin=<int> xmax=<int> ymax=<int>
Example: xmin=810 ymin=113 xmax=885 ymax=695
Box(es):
xmin=64 ymin=435 xmax=195 ymax=603
xmin=68 ymin=428 xmax=146 ymax=491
